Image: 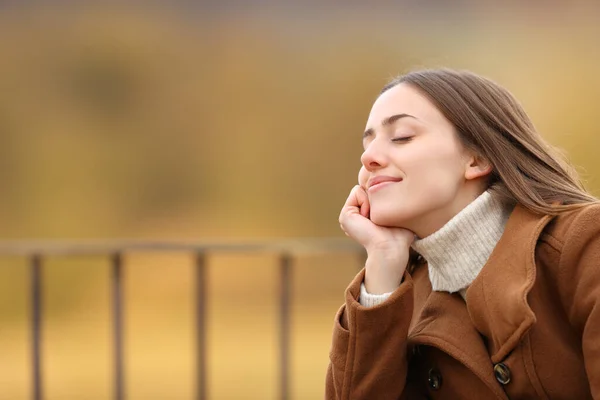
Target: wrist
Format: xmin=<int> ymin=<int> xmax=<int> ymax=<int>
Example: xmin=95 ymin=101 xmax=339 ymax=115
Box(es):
xmin=364 ymin=273 xmax=404 ymax=295
xmin=365 ymin=245 xmax=408 ymax=265
xmin=363 ymin=253 xmax=407 ymax=294
xmin=365 ymin=237 xmax=413 ymax=257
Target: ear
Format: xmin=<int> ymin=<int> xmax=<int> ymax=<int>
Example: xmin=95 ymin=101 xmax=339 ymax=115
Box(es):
xmin=464 ymin=154 xmax=493 ymax=181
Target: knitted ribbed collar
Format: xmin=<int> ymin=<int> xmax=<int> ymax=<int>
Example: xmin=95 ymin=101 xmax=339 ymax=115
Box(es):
xmin=411 ymin=191 xmax=513 ymax=295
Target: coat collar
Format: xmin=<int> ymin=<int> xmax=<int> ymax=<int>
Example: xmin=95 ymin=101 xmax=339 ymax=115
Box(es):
xmin=465 ymin=203 xmax=554 ymax=363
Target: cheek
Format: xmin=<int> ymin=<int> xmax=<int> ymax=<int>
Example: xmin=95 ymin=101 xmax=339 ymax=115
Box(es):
xmin=408 ymin=156 xmax=464 ymax=198
xmin=378 ymin=147 xmax=465 ymax=207
xmin=407 ymin=143 xmax=465 ymax=182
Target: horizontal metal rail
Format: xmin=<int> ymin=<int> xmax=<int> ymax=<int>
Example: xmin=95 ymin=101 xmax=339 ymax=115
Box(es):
xmin=0 ymin=238 xmax=362 ymax=256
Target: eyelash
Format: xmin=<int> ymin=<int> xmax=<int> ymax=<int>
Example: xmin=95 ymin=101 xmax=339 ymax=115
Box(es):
xmin=391 ymin=136 xmax=413 ymax=143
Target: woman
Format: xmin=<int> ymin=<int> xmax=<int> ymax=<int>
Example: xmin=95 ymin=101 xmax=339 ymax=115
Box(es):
xmin=327 ymin=68 xmax=600 ymax=399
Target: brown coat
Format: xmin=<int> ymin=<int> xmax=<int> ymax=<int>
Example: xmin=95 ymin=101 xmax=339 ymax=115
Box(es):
xmin=326 ymin=203 xmax=600 ymax=399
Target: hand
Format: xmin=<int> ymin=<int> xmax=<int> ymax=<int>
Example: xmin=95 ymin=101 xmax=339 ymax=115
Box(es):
xmin=339 ymin=184 xmax=415 ymax=294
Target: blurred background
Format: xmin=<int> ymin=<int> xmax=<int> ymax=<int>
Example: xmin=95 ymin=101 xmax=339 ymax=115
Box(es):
xmin=0 ymin=1 xmax=599 ymax=399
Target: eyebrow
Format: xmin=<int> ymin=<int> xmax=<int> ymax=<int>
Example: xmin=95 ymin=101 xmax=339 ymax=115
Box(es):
xmin=363 ymin=113 xmax=418 ymax=138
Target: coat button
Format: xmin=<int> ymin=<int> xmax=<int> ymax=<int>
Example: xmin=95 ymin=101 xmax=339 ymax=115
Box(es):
xmin=428 ymin=368 xmax=442 ymax=391
xmin=494 ymin=363 xmax=511 ymax=385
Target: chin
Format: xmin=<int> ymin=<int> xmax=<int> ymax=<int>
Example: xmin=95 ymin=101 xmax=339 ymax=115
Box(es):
xmin=369 ymin=208 xmax=414 ymax=229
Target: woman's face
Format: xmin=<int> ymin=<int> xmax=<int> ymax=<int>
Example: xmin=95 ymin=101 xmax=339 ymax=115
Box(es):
xmin=359 ymin=83 xmax=488 ymax=237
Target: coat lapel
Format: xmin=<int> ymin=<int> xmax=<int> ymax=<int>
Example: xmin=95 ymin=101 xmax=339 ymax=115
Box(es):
xmin=465 ymin=204 xmax=555 ymax=363
xmin=408 ymin=278 xmax=509 ymax=399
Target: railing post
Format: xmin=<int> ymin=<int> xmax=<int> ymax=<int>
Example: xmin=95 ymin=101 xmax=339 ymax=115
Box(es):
xmin=279 ymin=253 xmax=292 ymax=400
xmin=111 ymin=253 xmax=124 ymax=400
xmin=195 ymin=252 xmax=207 ymax=400
xmin=30 ymin=254 xmax=43 ymax=400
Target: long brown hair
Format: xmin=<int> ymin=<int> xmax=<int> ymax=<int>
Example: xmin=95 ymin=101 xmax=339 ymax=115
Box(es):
xmin=382 ymin=68 xmax=598 ymax=217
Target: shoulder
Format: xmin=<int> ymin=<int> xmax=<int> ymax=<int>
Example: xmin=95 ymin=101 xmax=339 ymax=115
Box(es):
xmin=538 ymin=203 xmax=600 ymax=269
xmin=537 ymin=204 xmax=600 ymax=333
xmin=542 ymin=203 xmax=600 ymax=248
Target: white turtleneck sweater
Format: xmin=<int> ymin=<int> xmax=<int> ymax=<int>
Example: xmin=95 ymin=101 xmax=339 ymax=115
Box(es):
xmin=359 ymin=191 xmax=513 ymax=307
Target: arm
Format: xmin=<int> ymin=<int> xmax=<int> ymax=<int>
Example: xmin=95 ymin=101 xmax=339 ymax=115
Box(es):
xmin=326 ymin=269 xmax=422 ymax=400
xmin=329 ymin=178 xmax=419 ymax=399
xmin=557 ymin=204 xmax=600 ymax=397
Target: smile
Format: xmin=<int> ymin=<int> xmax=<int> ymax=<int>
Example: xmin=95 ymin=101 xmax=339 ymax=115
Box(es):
xmin=367 ymin=177 xmax=403 ymax=193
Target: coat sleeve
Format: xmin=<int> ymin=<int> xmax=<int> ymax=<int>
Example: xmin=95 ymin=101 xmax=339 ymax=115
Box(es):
xmin=557 ymin=204 xmax=600 ymax=397
xmin=325 ymin=268 xmax=422 ymax=399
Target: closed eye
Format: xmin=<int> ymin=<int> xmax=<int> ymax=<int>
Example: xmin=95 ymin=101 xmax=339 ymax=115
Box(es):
xmin=391 ymin=136 xmax=413 ymax=143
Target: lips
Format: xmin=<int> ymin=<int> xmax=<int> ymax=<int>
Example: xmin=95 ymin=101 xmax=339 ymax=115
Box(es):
xmin=367 ymin=176 xmax=403 ymax=190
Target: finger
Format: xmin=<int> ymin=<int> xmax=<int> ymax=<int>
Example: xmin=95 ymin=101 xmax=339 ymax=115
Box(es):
xmin=339 ymin=222 xmax=350 ymax=237
xmin=357 ymin=188 xmax=370 ymax=218
xmin=343 ymin=185 xmax=362 ymax=208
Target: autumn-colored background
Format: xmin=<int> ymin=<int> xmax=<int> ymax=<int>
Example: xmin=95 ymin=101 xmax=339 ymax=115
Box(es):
xmin=0 ymin=2 xmax=599 ymax=399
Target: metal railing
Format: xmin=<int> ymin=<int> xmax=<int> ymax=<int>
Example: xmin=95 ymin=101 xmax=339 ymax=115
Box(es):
xmin=0 ymin=239 xmax=364 ymax=400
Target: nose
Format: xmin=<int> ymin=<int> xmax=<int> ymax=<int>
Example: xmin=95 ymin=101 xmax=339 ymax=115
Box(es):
xmin=360 ymin=139 xmax=388 ymax=171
